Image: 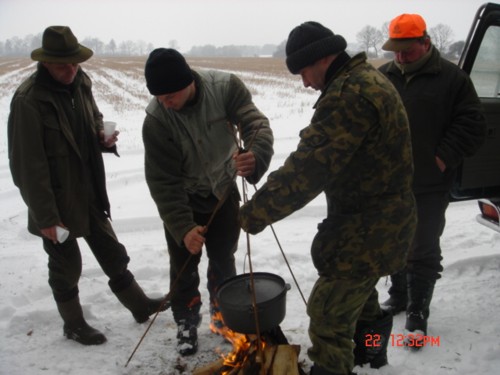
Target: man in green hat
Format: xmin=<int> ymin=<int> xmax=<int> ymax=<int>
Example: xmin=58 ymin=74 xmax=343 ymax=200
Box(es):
xmin=7 ymin=25 xmax=167 ymax=346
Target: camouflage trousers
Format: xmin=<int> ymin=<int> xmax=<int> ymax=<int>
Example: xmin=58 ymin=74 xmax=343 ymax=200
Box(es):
xmin=307 ymin=275 xmax=381 ymax=374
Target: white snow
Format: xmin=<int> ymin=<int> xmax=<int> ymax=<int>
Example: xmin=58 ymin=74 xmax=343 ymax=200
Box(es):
xmin=0 ymin=57 xmax=499 ymax=375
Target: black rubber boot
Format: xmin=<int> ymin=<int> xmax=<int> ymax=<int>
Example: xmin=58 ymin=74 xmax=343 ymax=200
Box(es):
xmin=404 ymin=274 xmax=435 ymax=350
xmin=381 ymin=270 xmax=407 ymax=315
xmin=57 ymin=297 xmax=107 ymax=345
xmin=114 ymin=279 xmax=169 ymax=323
xmin=353 ymin=310 xmax=393 ymax=369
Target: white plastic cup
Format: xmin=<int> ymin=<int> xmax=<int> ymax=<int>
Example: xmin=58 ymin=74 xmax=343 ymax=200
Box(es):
xmin=103 ymin=121 xmax=117 ymax=141
xmin=56 ymin=226 xmax=69 ymax=243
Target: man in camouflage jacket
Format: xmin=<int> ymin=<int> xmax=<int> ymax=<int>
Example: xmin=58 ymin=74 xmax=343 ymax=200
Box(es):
xmin=142 ymin=48 xmax=274 ymax=356
xmin=239 ymin=22 xmax=416 ymax=375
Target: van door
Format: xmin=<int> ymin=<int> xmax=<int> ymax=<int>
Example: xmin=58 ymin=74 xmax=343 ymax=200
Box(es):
xmin=451 ymin=2 xmax=500 ymax=200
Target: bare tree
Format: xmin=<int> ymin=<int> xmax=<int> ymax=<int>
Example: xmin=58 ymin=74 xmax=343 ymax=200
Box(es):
xmin=380 ymin=21 xmax=390 ymax=42
xmin=447 ymin=40 xmax=465 ymax=60
xmin=168 ymin=39 xmax=180 ymax=50
xmin=81 ymin=37 xmax=104 ymax=55
xmin=119 ymin=40 xmax=135 ymax=55
xmin=107 ymin=39 xmax=117 ymax=55
xmin=356 ymin=25 xmax=384 ymax=57
xmin=429 ymin=24 xmax=454 ymax=53
xmin=136 ymin=40 xmax=148 ymax=55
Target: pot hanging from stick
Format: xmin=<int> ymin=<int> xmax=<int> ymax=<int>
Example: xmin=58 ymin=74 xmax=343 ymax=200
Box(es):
xmin=216 ymin=272 xmax=291 ymax=334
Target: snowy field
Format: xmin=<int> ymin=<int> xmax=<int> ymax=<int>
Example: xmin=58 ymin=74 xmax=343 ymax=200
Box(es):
xmin=0 ymin=56 xmax=499 ymax=375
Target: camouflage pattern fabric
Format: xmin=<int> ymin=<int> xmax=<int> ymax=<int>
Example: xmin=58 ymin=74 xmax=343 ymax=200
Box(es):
xmin=239 ymin=52 xmax=417 ymax=278
xmin=307 ymin=275 xmax=380 ymax=374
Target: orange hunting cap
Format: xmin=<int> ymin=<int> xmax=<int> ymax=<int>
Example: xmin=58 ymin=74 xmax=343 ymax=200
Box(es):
xmin=382 ymin=13 xmax=427 ymax=51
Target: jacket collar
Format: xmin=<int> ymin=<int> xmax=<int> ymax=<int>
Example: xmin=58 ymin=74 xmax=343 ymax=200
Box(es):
xmin=313 ymin=52 xmax=367 ymax=107
xmin=387 ymin=45 xmax=442 ymax=77
xmin=34 ymin=62 xmax=83 ymax=93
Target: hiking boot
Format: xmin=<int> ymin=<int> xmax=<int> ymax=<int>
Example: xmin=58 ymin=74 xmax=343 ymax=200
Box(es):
xmin=176 ymin=316 xmax=201 ymax=356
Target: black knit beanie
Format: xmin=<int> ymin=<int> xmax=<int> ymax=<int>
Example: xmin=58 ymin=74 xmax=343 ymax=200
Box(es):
xmin=286 ymin=21 xmax=347 ymax=74
xmin=144 ymin=48 xmax=194 ymax=95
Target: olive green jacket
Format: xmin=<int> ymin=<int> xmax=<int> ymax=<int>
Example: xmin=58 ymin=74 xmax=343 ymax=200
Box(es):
xmin=143 ymin=70 xmax=274 ymax=246
xmin=8 ymin=64 xmax=113 ymax=239
xmin=240 ymin=53 xmax=417 ymax=278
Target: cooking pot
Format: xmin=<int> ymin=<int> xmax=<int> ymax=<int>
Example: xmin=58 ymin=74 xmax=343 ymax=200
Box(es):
xmin=216 ymin=272 xmax=291 ymax=334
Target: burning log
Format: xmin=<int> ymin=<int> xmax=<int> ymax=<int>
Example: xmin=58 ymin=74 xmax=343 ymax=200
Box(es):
xmin=193 ymin=333 xmax=303 ymax=375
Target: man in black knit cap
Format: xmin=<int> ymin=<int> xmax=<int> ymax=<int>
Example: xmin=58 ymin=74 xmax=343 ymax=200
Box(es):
xmin=239 ymin=21 xmax=417 ymax=375
xmin=142 ymin=48 xmax=274 ymax=356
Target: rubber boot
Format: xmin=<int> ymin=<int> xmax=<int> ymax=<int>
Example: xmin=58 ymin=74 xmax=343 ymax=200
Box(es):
xmin=353 ymin=310 xmax=393 ymax=369
xmin=404 ymin=274 xmax=435 ymax=350
xmin=56 ymin=297 xmax=107 ymax=345
xmin=380 ymin=270 xmax=407 ymax=315
xmin=114 ymin=279 xmax=169 ymax=323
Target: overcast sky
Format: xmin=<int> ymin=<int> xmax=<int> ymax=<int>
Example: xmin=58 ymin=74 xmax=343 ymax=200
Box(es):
xmin=0 ymin=0 xmax=490 ymax=52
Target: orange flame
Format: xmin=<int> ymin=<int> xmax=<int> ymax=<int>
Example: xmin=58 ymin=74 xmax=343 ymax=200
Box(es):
xmin=210 ymin=309 xmax=266 ymax=373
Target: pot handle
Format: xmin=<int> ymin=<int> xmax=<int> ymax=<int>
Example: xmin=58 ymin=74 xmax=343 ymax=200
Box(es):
xmin=285 ymin=283 xmax=291 ymax=291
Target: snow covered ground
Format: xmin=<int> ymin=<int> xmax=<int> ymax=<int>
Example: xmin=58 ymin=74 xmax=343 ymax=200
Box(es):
xmin=0 ymin=57 xmax=499 ymax=375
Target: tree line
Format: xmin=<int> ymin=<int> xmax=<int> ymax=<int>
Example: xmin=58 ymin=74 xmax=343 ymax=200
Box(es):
xmin=0 ymin=22 xmax=464 ymax=59
xmin=354 ymin=21 xmax=465 ymax=60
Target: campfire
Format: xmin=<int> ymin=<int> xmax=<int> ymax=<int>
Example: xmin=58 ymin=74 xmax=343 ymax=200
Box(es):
xmin=193 ymin=310 xmax=305 ymax=375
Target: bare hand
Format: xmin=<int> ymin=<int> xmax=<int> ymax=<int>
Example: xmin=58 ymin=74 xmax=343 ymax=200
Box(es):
xmin=99 ymin=130 xmax=120 ymax=148
xmin=233 ymin=150 xmax=256 ymax=177
xmin=435 ymin=156 xmax=446 ymax=172
xmin=40 ymin=223 xmax=65 ymax=244
xmin=183 ymin=226 xmax=206 ymax=254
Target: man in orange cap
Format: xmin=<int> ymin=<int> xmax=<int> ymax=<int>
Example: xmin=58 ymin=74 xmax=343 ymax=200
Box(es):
xmin=379 ymin=14 xmax=486 ymax=349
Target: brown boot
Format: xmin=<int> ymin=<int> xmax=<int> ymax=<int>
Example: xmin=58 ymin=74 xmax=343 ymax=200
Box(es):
xmin=56 ymin=297 xmax=106 ymax=345
xmin=114 ymin=279 xmax=169 ymax=323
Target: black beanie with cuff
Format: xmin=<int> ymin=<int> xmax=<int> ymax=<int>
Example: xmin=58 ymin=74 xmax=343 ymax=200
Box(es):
xmin=144 ymin=48 xmax=194 ymax=95
xmin=285 ymin=21 xmax=347 ymax=74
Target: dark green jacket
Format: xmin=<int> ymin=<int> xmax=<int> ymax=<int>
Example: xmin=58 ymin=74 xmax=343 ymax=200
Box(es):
xmin=143 ymin=70 xmax=274 ymax=246
xmin=379 ymin=46 xmax=486 ymax=194
xmin=240 ymin=53 xmax=417 ymax=278
xmin=8 ymin=63 xmax=113 ymax=238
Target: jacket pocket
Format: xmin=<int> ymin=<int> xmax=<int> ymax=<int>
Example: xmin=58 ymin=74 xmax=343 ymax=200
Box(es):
xmin=43 ymin=118 xmax=70 ymax=158
xmin=311 ymin=214 xmax=365 ymax=276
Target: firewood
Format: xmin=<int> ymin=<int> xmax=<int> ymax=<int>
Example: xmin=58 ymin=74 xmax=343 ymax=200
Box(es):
xmin=270 ymin=345 xmax=301 ymax=375
xmin=262 ymin=345 xmax=278 ymax=372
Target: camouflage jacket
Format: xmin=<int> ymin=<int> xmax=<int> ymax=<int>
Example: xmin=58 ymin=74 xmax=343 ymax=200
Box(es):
xmin=240 ymin=53 xmax=417 ymax=278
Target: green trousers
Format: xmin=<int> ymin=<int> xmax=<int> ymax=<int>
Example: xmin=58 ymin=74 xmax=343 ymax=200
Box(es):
xmin=307 ymin=275 xmax=381 ymax=374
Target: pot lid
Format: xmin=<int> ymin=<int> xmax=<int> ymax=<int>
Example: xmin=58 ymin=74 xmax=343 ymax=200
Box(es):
xmin=217 ymin=272 xmax=286 ymax=307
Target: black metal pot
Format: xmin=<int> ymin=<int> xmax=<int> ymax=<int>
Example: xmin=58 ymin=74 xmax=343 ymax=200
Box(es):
xmin=216 ymin=272 xmax=291 ymax=334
